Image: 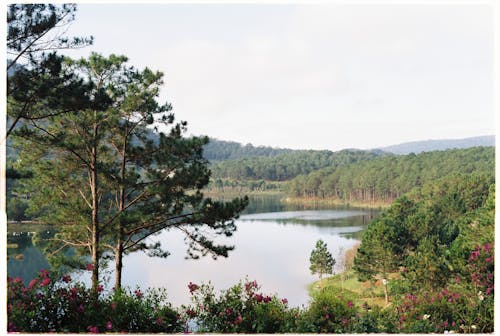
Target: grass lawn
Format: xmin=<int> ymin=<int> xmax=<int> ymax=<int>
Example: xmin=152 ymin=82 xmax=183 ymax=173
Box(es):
xmin=308 ymin=270 xmax=391 ymax=308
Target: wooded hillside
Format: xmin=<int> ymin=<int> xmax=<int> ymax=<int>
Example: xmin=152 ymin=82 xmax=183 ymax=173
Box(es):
xmin=286 ymin=147 xmax=494 ymax=203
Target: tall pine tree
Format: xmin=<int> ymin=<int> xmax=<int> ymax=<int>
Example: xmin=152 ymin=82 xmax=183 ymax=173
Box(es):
xmin=15 ymin=53 xmax=248 ymax=292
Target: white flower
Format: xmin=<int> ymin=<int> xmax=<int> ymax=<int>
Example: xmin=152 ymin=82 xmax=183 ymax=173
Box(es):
xmin=471 ymin=325 xmax=477 ymax=330
xmin=478 ymin=291 xmax=484 ymax=301
xmin=423 ymin=314 xmax=430 ymax=320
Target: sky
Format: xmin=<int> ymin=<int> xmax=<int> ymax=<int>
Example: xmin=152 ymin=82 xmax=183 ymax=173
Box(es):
xmin=58 ymin=2 xmax=494 ymax=151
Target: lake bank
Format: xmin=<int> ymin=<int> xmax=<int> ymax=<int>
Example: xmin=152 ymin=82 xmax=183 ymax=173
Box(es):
xmin=284 ymin=196 xmax=392 ymax=210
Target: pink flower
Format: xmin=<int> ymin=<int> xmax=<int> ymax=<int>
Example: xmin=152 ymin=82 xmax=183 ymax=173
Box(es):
xmin=255 ymin=294 xmax=263 ymax=302
xmin=9 ymin=277 xmax=22 ymax=284
xmin=347 ymin=301 xmax=354 ymax=308
xmin=87 ymin=325 xmax=98 ymax=333
xmin=156 ymin=317 xmax=164 ymax=325
xmin=281 ymin=298 xmax=288 ymax=305
xmin=97 ymin=285 xmax=104 ymax=293
xmin=62 ymin=275 xmax=71 ymax=283
xmin=186 ymin=309 xmax=197 ymax=317
xmin=110 ymin=302 xmax=117 ymax=310
xmin=263 ymin=296 xmax=271 ymax=303
xmin=325 ymin=314 xmax=330 ymax=320
xmin=225 ymin=308 xmax=232 ymax=315
xmin=40 ymin=277 xmax=51 ymax=287
xmin=8 ymin=322 xmax=18 ymax=332
xmin=28 ymin=278 xmax=38 ymax=289
xmin=245 ymin=280 xmax=258 ymax=292
xmin=86 ymin=263 xmax=94 ymax=271
xmin=77 ymin=304 xmax=85 ymax=313
xmin=134 ymin=289 xmax=143 ymax=298
xmin=188 ymin=282 xmax=199 ymax=294
xmin=234 ymin=315 xmax=243 ymax=325
xmin=39 ymin=269 xmax=50 ymax=278
xmin=106 ymin=321 xmax=113 ymax=330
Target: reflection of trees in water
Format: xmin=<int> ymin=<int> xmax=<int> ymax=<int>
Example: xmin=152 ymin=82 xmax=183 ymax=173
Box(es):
xmin=241 ymin=194 xmax=381 ymax=215
xmin=241 ymin=195 xmax=288 ymax=214
xmin=7 ymin=229 xmax=56 ymax=284
xmin=8 ymin=232 xmax=34 ymax=253
xmin=8 ymin=246 xmax=50 ymax=285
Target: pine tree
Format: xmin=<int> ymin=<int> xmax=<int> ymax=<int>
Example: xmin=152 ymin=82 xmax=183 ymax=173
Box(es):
xmin=309 ymin=239 xmax=335 ymax=281
xmin=15 ymin=53 xmax=248 ymax=293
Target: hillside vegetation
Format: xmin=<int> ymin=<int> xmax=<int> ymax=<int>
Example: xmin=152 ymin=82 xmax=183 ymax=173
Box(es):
xmin=210 ymin=149 xmax=386 ymax=181
xmin=286 ymin=147 xmax=494 ymax=204
xmin=203 ymin=139 xmax=293 ymax=161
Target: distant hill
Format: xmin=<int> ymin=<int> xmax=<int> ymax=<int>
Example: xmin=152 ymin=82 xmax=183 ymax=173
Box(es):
xmin=203 ymin=138 xmax=293 ymax=161
xmin=378 ymin=135 xmax=495 ymax=155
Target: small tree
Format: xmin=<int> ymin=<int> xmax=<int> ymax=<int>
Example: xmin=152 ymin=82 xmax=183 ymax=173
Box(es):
xmin=309 ymin=239 xmax=335 ymax=281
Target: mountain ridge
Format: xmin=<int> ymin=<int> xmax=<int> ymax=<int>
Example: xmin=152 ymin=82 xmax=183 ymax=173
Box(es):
xmin=203 ymin=135 xmax=495 ymax=161
xmin=377 ymin=135 xmax=495 ymax=155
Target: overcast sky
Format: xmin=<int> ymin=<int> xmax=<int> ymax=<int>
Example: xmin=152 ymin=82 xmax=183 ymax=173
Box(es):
xmin=61 ymin=3 xmax=494 ymax=151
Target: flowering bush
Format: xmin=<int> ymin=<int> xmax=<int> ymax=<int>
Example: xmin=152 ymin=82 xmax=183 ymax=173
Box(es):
xmin=391 ymin=243 xmax=494 ymax=333
xmin=7 ymin=270 xmax=183 ymax=333
xmin=184 ymin=279 xmax=296 ymax=333
xmin=298 ymin=287 xmax=358 ymax=333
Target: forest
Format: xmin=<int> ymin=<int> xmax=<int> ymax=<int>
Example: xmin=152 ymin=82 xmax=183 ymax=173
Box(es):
xmin=210 ymin=149 xmax=385 ymax=181
xmin=286 ymin=147 xmax=494 ymax=204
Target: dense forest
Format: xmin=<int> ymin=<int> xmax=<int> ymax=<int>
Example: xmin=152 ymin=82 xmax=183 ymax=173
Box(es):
xmin=285 ymin=147 xmax=494 ymax=204
xmin=203 ymin=139 xmax=293 ymax=161
xmin=210 ymin=149 xmax=386 ymax=181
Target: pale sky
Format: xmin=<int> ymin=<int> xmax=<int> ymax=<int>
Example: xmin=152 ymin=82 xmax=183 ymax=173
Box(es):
xmin=60 ymin=2 xmax=494 ymax=151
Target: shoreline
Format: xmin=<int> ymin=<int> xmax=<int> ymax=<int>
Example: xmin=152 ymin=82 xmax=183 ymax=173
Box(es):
xmin=283 ymin=196 xmax=392 ymax=210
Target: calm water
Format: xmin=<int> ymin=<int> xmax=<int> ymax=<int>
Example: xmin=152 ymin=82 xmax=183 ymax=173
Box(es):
xmin=7 ymin=195 xmax=378 ymax=307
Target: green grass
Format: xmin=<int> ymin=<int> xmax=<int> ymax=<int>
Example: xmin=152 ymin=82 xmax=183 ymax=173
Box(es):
xmin=309 ymin=270 xmax=388 ymax=308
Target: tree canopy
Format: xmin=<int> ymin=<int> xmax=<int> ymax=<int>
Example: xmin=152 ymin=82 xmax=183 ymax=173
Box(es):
xmin=354 ymin=172 xmax=494 ymax=294
xmin=286 ymin=147 xmax=494 ymax=204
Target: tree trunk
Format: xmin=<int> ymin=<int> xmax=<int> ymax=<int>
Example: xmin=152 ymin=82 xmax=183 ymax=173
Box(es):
xmin=383 ymin=279 xmax=389 ymax=305
xmin=114 ymin=131 xmax=127 ymax=291
xmin=115 ymin=236 xmax=123 ymax=291
xmin=90 ymin=118 xmax=99 ymax=295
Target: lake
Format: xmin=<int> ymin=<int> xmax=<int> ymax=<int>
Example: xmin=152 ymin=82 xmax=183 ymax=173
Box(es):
xmin=7 ymin=195 xmax=378 ymax=307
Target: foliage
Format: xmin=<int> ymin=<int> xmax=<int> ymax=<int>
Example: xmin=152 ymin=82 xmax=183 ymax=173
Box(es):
xmin=211 ymin=149 xmax=384 ymax=181
xmin=7 ymin=270 xmax=182 ymax=333
xmin=184 ymin=279 xmax=294 ymax=333
xmin=8 ymin=266 xmax=493 ymax=333
xmin=6 ymin=4 xmax=93 ymax=138
xmin=286 ymin=147 xmax=494 ymax=204
xmin=352 ymin=172 xmax=494 ymax=332
xmin=392 ymin=245 xmax=493 ymax=333
xmin=7 ymin=4 xmax=93 ymax=69
xmin=355 ymin=173 xmax=493 ymax=288
xmin=310 ymin=239 xmax=335 ymax=280
xmin=12 ymin=53 xmax=248 ymax=293
xmin=203 ymin=138 xmax=293 ymax=161
xmin=298 ymin=287 xmax=358 ymax=333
